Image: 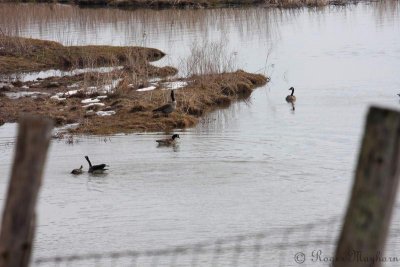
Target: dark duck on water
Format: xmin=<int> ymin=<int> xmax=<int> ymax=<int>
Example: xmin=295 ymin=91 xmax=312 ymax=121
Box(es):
xmin=85 ymin=156 xmax=108 ymax=174
xmin=156 ymin=134 xmax=180 ymax=146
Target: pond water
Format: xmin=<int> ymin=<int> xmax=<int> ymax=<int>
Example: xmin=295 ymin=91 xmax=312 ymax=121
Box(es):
xmin=0 ymin=2 xmax=400 ymax=265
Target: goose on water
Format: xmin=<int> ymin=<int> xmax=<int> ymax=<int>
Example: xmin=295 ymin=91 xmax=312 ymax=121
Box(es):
xmin=71 ymin=165 xmax=83 ymax=175
xmin=286 ymin=87 xmax=296 ymax=102
xmin=85 ymin=156 xmax=108 ymax=174
xmin=153 ymin=90 xmax=176 ymax=116
xmin=156 ymin=134 xmax=180 ymax=146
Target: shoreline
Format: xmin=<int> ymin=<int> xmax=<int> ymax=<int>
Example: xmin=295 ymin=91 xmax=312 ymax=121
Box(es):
xmin=0 ymin=0 xmax=357 ymax=9
xmin=0 ymin=36 xmax=269 ymax=136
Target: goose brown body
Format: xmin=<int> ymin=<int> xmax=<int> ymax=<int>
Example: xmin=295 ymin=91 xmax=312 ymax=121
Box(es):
xmin=286 ymin=87 xmax=296 ymax=102
xmin=71 ymin=165 xmax=83 ymax=175
xmin=156 ymin=134 xmax=180 ymax=146
xmin=153 ymin=90 xmax=176 ymax=115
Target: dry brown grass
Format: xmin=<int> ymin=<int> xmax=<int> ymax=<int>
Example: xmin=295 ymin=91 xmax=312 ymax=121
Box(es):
xmin=0 ymin=0 xmax=353 ymax=8
xmin=70 ymin=70 xmax=268 ymax=135
xmin=184 ymin=40 xmax=238 ymax=77
xmin=265 ymin=0 xmax=346 ymax=7
xmin=0 ymin=69 xmax=267 ymax=135
xmin=75 ymin=0 xmax=265 ymax=8
xmin=0 ymin=34 xmax=268 ymax=136
xmin=0 ymin=36 xmax=165 ymax=73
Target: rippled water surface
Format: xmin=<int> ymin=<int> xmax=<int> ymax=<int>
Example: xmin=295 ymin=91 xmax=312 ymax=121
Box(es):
xmin=1 ymin=2 xmax=400 ymax=264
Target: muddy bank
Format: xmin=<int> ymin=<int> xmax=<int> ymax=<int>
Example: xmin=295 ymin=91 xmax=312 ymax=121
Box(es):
xmin=0 ymin=36 xmax=165 ymax=74
xmin=0 ymin=0 xmax=355 ymax=8
xmin=0 ymin=69 xmax=268 ymax=135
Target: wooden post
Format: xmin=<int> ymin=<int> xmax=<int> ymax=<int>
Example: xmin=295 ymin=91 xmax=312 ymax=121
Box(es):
xmin=0 ymin=115 xmax=53 ymax=267
xmin=334 ymin=106 xmax=400 ymax=267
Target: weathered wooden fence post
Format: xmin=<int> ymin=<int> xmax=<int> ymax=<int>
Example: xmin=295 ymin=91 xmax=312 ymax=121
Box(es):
xmin=0 ymin=115 xmax=53 ymax=267
xmin=334 ymin=106 xmax=400 ymax=267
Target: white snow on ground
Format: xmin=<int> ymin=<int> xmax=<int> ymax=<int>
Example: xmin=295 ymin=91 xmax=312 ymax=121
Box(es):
xmin=50 ymin=95 xmax=67 ymax=101
xmin=65 ymin=90 xmax=79 ymax=96
xmin=81 ymin=98 xmax=100 ymax=104
xmin=148 ymin=77 xmax=161 ymax=83
xmin=8 ymin=66 xmax=123 ymax=82
xmin=82 ymin=103 xmax=105 ymax=108
xmin=96 ymin=111 xmax=116 ymax=116
xmin=136 ymin=86 xmax=157 ymax=92
xmin=51 ymin=90 xmax=81 ymax=100
xmin=6 ymin=91 xmax=49 ymax=99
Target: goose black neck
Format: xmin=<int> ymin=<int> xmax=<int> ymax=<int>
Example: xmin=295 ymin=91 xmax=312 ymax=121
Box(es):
xmin=85 ymin=156 xmax=92 ymax=167
xmin=171 ymin=91 xmax=175 ymax=101
xmin=290 ymin=88 xmax=294 ymax=96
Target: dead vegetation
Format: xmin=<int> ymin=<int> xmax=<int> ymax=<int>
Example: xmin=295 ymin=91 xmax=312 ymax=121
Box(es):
xmin=74 ymin=70 xmax=268 ymax=135
xmin=0 ymin=0 xmax=356 ymax=8
xmin=0 ymin=35 xmax=165 ymax=74
xmin=0 ymin=70 xmax=267 ymax=135
xmin=0 ymin=36 xmax=269 ymax=136
xmin=264 ymin=0 xmax=347 ymax=7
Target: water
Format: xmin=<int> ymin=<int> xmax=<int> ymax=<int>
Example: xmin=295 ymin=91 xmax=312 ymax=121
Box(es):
xmin=0 ymin=2 xmax=400 ymax=265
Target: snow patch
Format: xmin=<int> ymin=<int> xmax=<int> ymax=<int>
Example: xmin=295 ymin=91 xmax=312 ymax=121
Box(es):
xmin=81 ymin=98 xmax=100 ymax=104
xmin=50 ymin=95 xmax=67 ymax=101
xmin=137 ymin=86 xmax=157 ymax=92
xmin=96 ymin=111 xmax=116 ymax=116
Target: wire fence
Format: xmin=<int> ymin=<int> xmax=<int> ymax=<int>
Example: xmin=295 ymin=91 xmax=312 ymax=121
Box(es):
xmin=32 ymin=206 xmax=400 ymax=267
xmin=32 ymin=205 xmax=400 ymax=267
xmin=33 ymin=215 xmax=342 ymax=267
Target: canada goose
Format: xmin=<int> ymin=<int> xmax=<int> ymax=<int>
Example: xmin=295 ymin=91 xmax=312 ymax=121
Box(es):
xmin=286 ymin=87 xmax=296 ymax=102
xmin=71 ymin=165 xmax=83 ymax=175
xmin=153 ymin=90 xmax=176 ymax=115
xmin=156 ymin=134 xmax=180 ymax=146
xmin=85 ymin=156 xmax=108 ymax=174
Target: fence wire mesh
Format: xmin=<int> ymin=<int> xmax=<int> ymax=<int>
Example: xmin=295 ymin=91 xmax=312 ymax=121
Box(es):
xmin=33 ymin=216 xmax=341 ymax=267
xmin=32 ymin=206 xmax=400 ymax=267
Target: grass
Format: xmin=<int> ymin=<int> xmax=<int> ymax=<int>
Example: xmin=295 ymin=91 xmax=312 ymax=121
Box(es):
xmin=0 ymin=0 xmax=357 ymax=8
xmin=0 ymin=36 xmax=165 ymax=74
xmin=71 ymin=70 xmax=268 ymax=135
xmin=0 ymin=70 xmax=267 ymax=135
xmin=264 ymin=0 xmax=347 ymax=7
xmin=0 ymin=35 xmax=269 ymax=136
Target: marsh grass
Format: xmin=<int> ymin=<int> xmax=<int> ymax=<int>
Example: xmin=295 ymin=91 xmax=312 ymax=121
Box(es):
xmin=0 ymin=9 xmax=270 ymax=135
xmin=1 ymin=39 xmax=268 ymax=135
xmin=184 ymin=40 xmax=238 ymax=77
xmin=66 ymin=69 xmax=267 ymax=135
xmin=0 ymin=0 xmax=357 ymax=8
xmin=0 ymin=35 xmax=165 ymax=74
xmin=70 ymin=38 xmax=268 ymax=135
xmin=265 ymin=0 xmax=332 ymax=7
